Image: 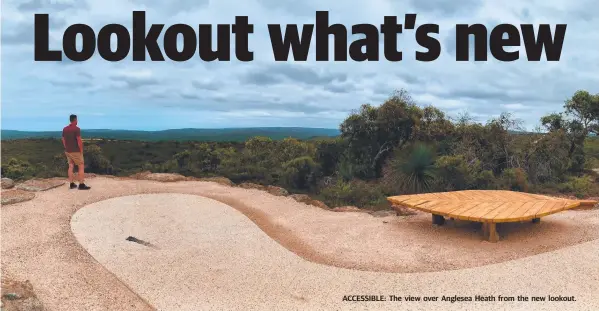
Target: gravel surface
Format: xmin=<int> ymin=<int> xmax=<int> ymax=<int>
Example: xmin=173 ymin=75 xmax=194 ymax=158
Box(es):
xmin=2 ymin=177 xmax=598 ymax=310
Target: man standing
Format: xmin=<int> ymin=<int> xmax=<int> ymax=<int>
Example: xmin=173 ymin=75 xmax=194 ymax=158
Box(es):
xmin=62 ymin=114 xmax=91 ymax=190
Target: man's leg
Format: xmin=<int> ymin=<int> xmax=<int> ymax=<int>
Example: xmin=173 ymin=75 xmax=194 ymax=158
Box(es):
xmin=75 ymin=153 xmax=91 ymax=190
xmin=78 ymin=162 xmax=85 ymax=184
xmin=67 ymin=162 xmax=75 ymax=183
xmin=66 ymin=153 xmax=77 ymax=188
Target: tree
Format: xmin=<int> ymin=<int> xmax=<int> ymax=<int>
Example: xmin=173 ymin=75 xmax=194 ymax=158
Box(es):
xmin=413 ymin=105 xmax=454 ymax=142
xmin=340 ymin=89 xmax=420 ymax=178
xmin=564 ymin=90 xmax=599 ymax=134
xmin=541 ymin=90 xmax=599 ymax=173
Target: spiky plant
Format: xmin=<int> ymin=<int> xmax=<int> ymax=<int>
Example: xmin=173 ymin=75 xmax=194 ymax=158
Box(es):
xmin=388 ymin=143 xmax=437 ymax=194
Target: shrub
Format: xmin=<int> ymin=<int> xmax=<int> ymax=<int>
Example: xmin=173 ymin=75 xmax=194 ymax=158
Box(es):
xmin=498 ymin=168 xmax=529 ymax=192
xmin=383 ymin=143 xmax=437 ymax=194
xmin=280 ymin=156 xmax=319 ymax=190
xmin=84 ymin=145 xmax=113 ymax=174
xmin=559 ymin=176 xmax=592 ymax=198
xmin=434 ymin=155 xmax=480 ymax=191
xmin=319 ymin=179 xmax=386 ymax=208
xmin=475 ymin=170 xmax=498 ymax=189
xmin=1 ymin=158 xmax=36 ymax=180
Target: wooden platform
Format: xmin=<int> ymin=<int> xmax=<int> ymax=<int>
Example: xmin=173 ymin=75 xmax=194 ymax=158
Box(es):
xmin=387 ymin=190 xmax=598 ymax=242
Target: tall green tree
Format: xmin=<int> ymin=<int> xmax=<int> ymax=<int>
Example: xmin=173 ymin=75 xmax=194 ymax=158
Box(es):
xmin=339 ymin=89 xmax=420 ymax=178
xmin=541 ymin=90 xmax=599 ymax=172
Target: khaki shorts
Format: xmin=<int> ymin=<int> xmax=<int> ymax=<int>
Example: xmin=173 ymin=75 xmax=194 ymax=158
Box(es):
xmin=65 ymin=152 xmax=84 ymax=166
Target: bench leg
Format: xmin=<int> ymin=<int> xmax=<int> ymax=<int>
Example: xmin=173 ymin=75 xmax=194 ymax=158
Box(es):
xmin=487 ymin=222 xmax=499 ymax=243
xmin=482 ymin=222 xmax=490 ymax=238
xmin=432 ymin=214 xmax=445 ymax=226
xmin=532 ymin=218 xmax=540 ymax=224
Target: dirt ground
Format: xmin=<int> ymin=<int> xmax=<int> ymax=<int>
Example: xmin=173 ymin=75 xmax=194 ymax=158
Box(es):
xmin=2 ymin=176 xmax=598 ymax=310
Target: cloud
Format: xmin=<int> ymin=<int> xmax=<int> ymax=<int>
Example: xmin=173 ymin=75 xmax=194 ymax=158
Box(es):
xmin=110 ymin=69 xmax=159 ymax=89
xmin=408 ymin=0 xmax=483 ymax=16
xmin=17 ymin=0 xmax=88 ymax=11
xmin=191 ymin=80 xmax=221 ymax=91
xmin=241 ymin=63 xmax=347 ymax=86
xmin=2 ymin=15 xmax=66 ymax=46
xmin=128 ymin=0 xmax=210 ymax=14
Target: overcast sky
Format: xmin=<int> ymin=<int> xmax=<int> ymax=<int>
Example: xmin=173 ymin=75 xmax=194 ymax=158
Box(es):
xmin=2 ymin=0 xmax=598 ymax=131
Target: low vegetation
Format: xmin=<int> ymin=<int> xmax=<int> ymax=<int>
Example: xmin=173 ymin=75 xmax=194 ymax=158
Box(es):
xmin=2 ymin=89 xmax=598 ymax=208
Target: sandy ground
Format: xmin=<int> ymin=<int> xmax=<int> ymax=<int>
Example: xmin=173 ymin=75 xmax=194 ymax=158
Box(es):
xmin=2 ymin=176 xmax=599 ymax=310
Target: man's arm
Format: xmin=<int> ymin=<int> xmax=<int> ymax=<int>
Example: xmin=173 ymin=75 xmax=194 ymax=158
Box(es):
xmin=76 ymin=128 xmax=83 ymax=153
xmin=61 ymin=129 xmax=67 ymax=150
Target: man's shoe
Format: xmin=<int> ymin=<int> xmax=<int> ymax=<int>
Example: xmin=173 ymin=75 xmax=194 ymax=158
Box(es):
xmin=78 ymin=183 xmax=91 ymax=190
xmin=69 ymin=182 xmax=77 ymax=189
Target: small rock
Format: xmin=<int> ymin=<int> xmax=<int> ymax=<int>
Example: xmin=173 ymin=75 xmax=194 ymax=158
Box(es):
xmin=3 ymin=293 xmax=20 ymax=300
xmin=371 ymin=210 xmax=397 ymax=218
xmin=129 ymin=171 xmax=152 ymax=179
xmin=391 ymin=205 xmax=419 ymax=216
xmin=1 ymin=178 xmax=15 ymax=189
xmin=289 ymin=194 xmax=312 ymax=204
xmin=1 ymin=190 xmax=35 ymax=205
xmin=266 ymin=185 xmax=289 ymax=196
xmin=332 ymin=206 xmax=363 ymax=213
xmin=137 ymin=173 xmax=186 ymax=182
xmin=198 ymin=177 xmax=234 ymax=187
xmin=238 ymin=183 xmax=266 ymax=190
xmin=288 ymin=194 xmax=329 ymax=209
xmin=15 ymin=179 xmax=65 ymax=192
xmin=308 ymin=199 xmax=329 ymax=210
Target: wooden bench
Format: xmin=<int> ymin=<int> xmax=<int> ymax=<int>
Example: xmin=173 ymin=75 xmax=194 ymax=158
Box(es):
xmin=387 ymin=190 xmax=598 ymax=242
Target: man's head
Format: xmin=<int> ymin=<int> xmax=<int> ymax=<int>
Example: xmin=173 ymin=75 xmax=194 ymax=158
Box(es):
xmin=69 ymin=114 xmax=77 ymax=125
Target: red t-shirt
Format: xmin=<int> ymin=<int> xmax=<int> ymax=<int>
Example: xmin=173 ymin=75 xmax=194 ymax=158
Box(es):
xmin=62 ymin=124 xmax=81 ymax=153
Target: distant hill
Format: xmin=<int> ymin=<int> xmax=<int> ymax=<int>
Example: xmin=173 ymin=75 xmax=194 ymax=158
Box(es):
xmin=1 ymin=127 xmax=341 ymax=142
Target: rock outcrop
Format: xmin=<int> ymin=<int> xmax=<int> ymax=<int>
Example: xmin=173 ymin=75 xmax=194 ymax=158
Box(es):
xmin=1 ymin=279 xmax=45 ymax=311
xmin=332 ymin=206 xmax=364 ymax=213
xmin=1 ymin=178 xmax=15 ymax=189
xmin=130 ymin=172 xmax=187 ymax=182
xmin=15 ymin=179 xmax=65 ymax=192
xmin=266 ymin=185 xmax=289 ymax=196
xmin=289 ymin=194 xmax=329 ymax=210
xmin=238 ymin=183 xmax=266 ymax=191
xmin=1 ymin=190 xmax=36 ymax=205
xmin=198 ymin=177 xmax=234 ymax=187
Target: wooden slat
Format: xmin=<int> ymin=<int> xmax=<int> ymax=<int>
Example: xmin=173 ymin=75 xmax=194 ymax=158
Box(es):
xmin=466 ymin=202 xmax=508 ymax=221
xmin=483 ymin=201 xmax=525 ymax=221
xmin=490 ymin=201 xmax=533 ymax=222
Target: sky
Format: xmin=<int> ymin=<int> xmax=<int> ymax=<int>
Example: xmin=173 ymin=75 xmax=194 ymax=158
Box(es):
xmin=1 ymin=0 xmax=598 ymax=131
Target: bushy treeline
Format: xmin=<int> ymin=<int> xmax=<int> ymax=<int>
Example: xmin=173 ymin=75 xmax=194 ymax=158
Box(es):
xmin=2 ymin=89 xmax=598 ymax=207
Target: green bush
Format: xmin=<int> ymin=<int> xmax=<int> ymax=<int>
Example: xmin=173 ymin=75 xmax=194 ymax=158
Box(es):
xmin=281 ymin=156 xmax=319 ymax=190
xmin=498 ymin=168 xmax=529 ymax=192
xmin=319 ymin=179 xmax=386 ymax=208
xmin=1 ymin=158 xmax=36 ymax=180
xmin=475 ymin=170 xmax=497 ymax=189
xmin=434 ymin=155 xmax=480 ymax=191
xmin=559 ymin=176 xmax=592 ymax=198
xmin=84 ymin=145 xmax=113 ymax=174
